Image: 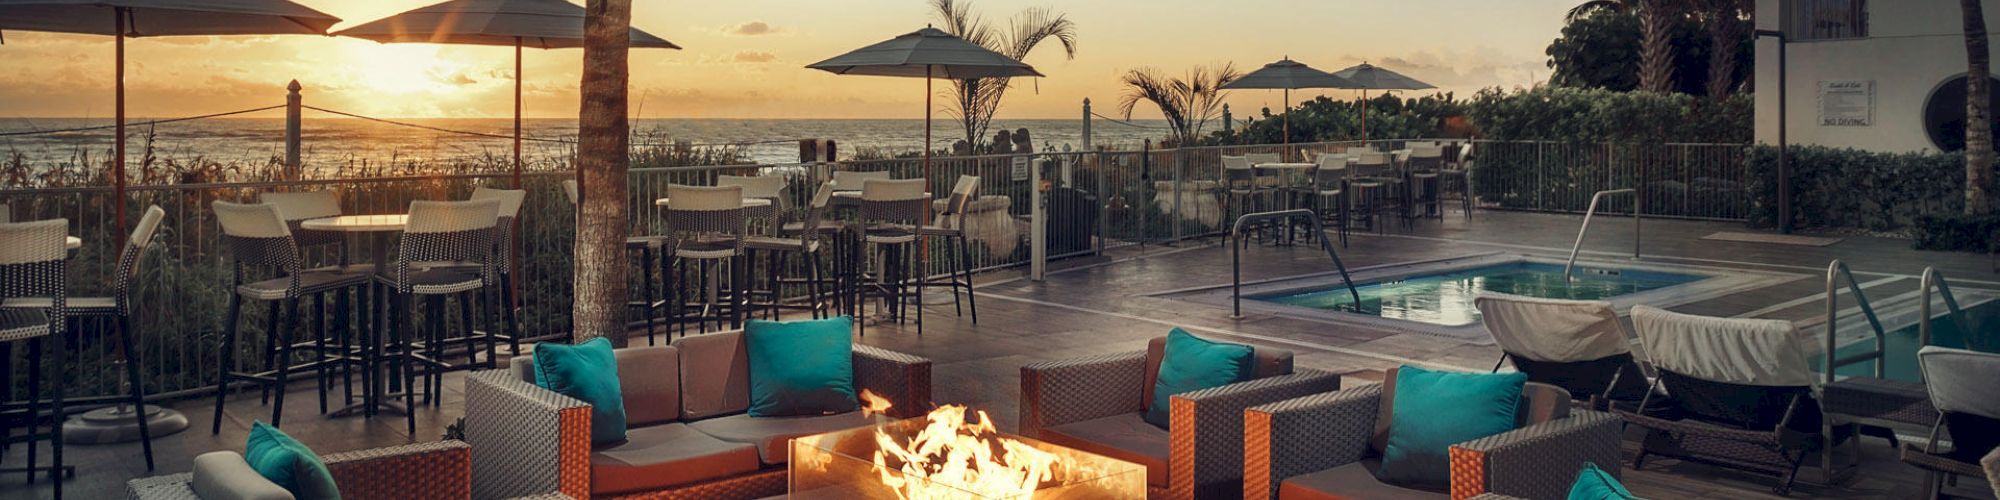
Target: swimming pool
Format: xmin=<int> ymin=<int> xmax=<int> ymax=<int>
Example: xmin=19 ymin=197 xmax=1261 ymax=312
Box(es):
xmin=1250 ymin=261 xmax=1708 ymax=327
xmin=1823 ymin=299 xmax=2000 ymax=382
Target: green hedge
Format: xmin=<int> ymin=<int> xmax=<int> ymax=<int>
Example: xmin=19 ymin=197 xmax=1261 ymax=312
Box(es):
xmin=1744 ymin=145 xmax=1963 ymax=233
xmin=1465 ymin=86 xmax=1750 ymax=143
xmin=1912 ymin=213 xmax=2000 ymax=252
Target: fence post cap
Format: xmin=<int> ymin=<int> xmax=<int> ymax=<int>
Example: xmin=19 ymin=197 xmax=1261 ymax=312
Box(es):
xmin=287 ymin=80 xmax=301 ymax=92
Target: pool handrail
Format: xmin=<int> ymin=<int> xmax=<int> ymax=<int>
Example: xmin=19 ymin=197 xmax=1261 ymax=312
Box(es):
xmin=1562 ymin=188 xmax=1640 ymax=281
xmin=1230 ymin=209 xmax=1361 ymax=318
xmin=1917 ymin=267 xmax=1967 ymax=381
xmin=1823 ymin=260 xmax=1888 ymax=384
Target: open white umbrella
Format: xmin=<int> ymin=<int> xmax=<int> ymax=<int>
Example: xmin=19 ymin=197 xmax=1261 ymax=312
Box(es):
xmin=1221 ymin=58 xmax=1356 ymax=158
xmin=1330 ymin=62 xmax=1434 ymax=142
xmin=807 ymin=26 xmax=1042 ymax=180
xmin=0 ymin=0 xmax=340 ymax=246
xmin=333 ymin=0 xmax=679 ymax=188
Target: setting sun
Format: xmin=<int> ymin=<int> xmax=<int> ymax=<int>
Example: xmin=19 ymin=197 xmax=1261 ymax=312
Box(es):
xmin=339 ymin=43 xmax=484 ymax=96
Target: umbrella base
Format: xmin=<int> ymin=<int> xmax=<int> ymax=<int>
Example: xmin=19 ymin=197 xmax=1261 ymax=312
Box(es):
xmin=63 ymin=404 xmax=189 ymax=444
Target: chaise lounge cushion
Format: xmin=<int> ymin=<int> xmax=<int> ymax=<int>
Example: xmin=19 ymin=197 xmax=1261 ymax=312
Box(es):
xmin=1278 ymin=459 xmax=1446 ymax=500
xmin=590 ymin=423 xmax=762 ymax=496
xmin=688 ymin=411 xmax=888 ymax=465
xmin=1037 ymin=412 xmax=1169 ymax=487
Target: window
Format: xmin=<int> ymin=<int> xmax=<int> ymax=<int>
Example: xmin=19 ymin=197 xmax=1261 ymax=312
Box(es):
xmin=1784 ymin=0 xmax=1868 ymax=41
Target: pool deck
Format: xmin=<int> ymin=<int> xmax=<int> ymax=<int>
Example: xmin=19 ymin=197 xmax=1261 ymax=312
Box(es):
xmin=8 ymin=209 xmax=2000 ymax=499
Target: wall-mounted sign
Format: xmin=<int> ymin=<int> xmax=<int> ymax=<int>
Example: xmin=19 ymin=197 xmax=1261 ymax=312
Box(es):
xmin=1818 ymin=80 xmax=1874 ymax=126
xmin=1012 ymin=156 xmax=1031 ymax=181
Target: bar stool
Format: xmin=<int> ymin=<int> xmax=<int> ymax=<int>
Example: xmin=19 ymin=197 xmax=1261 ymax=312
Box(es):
xmin=718 ymin=175 xmax=785 ymax=234
xmin=375 ymin=199 xmax=499 ymax=417
xmin=782 ymin=182 xmax=855 ymax=320
xmin=1311 ymin=155 xmax=1350 ymax=247
xmin=1437 ymin=142 xmax=1474 ymax=220
xmin=1406 ymin=146 xmax=1445 ymax=221
xmin=1347 ymin=152 xmax=1406 ymax=233
xmin=919 ymin=175 xmax=980 ymax=323
xmin=831 ymin=170 xmax=891 ymax=193
xmin=1222 ymin=156 xmax=1263 ymax=236
xmin=0 ymin=219 xmax=71 ymax=495
xmin=859 ymin=178 xmax=928 ymax=334
xmin=561 ymin=180 xmax=669 ymax=343
xmin=211 ymin=201 xmax=371 ymax=433
xmin=260 ymin=191 xmax=364 ymax=413
xmin=746 ymin=181 xmax=833 ymax=320
xmin=468 ymin=187 xmax=525 ymax=358
xmin=664 ymin=185 xmax=748 ymax=333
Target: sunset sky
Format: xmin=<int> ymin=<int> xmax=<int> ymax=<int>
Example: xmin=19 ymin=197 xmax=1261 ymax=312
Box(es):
xmin=0 ymin=0 xmax=1577 ymax=120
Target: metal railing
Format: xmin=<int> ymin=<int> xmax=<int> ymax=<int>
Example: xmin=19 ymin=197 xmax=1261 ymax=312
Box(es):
xmin=1469 ymin=141 xmax=1751 ymax=221
xmin=1916 ymin=267 xmax=1967 ymax=372
xmin=1563 ymin=188 xmax=1640 ymax=280
xmin=1229 ymin=209 xmax=1359 ymax=318
xmin=1822 ymin=260 xmax=1888 ymax=384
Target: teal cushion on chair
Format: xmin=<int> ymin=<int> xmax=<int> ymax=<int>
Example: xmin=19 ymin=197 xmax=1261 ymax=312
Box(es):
xmin=746 ymin=316 xmax=859 ymax=417
xmin=1376 ymin=365 xmax=1527 ymax=489
xmin=533 ymin=337 xmax=627 ymax=445
xmin=1569 ymin=462 xmax=1640 ymax=499
xmin=244 ymin=421 xmax=341 ymax=499
xmin=1143 ymin=328 xmax=1255 ymax=428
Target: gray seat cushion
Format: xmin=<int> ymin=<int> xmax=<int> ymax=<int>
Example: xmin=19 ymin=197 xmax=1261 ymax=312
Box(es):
xmin=591 ymin=423 xmax=761 ymax=495
xmin=688 ymin=411 xmax=887 ymax=465
xmin=1279 ymin=458 xmax=1446 ymax=500
xmin=189 ymin=451 xmax=297 ymax=500
xmin=1036 ymin=412 xmax=1169 ymax=487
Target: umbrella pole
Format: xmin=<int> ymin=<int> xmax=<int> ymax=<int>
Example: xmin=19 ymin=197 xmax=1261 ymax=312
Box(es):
xmin=1360 ymin=90 xmax=1369 ymax=145
xmin=1282 ymin=88 xmax=1290 ymax=161
xmin=514 ymin=37 xmax=523 ymax=189
xmin=114 ymin=7 xmax=128 ymax=250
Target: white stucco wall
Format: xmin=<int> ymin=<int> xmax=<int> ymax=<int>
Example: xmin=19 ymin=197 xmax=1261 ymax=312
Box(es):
xmin=1754 ymin=0 xmax=1999 ymax=153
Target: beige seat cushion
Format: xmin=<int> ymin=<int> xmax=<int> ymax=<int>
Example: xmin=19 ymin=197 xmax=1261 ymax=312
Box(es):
xmin=1278 ymin=458 xmax=1445 ymax=500
xmin=191 ymin=451 xmax=297 ymax=500
xmin=1037 ymin=412 xmax=1169 ymax=487
xmin=688 ymin=411 xmax=887 ymax=465
xmin=672 ymin=332 xmax=753 ymax=420
xmin=591 ymin=423 xmax=761 ymax=495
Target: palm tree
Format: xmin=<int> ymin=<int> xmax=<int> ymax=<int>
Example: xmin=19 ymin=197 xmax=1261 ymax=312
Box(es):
xmin=1116 ymin=63 xmax=1242 ymax=147
xmin=575 ymin=0 xmax=633 ymax=345
xmin=1701 ymin=0 xmax=1745 ymax=99
xmin=930 ymin=0 xmax=1077 ymax=151
xmin=1565 ymin=0 xmax=1638 ymax=22
xmin=1964 ymin=0 xmax=1995 ymax=215
xmin=1637 ymin=0 xmax=1679 ymax=93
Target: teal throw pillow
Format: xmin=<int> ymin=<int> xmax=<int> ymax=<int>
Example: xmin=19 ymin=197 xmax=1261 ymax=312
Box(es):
xmin=1568 ymin=462 xmax=1641 ymax=500
xmin=244 ymin=421 xmax=341 ymax=499
xmin=1376 ymin=365 xmax=1527 ymax=488
xmin=1143 ymin=328 xmax=1255 ymax=428
xmin=746 ymin=316 xmax=859 ymax=417
xmin=533 ymin=337 xmax=626 ymax=445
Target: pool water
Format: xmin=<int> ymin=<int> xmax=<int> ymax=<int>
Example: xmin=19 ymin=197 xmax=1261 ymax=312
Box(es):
xmin=1250 ymin=262 xmax=1706 ymax=327
xmin=1821 ymin=299 xmax=2000 ymax=382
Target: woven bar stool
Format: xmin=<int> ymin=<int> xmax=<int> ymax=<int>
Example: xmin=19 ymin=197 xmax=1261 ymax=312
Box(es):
xmin=746 ymin=181 xmax=833 ymax=320
xmin=859 ymin=178 xmax=928 ymax=334
xmin=1221 ymin=156 xmax=1264 ymax=238
xmin=260 ymin=191 xmax=365 ymax=413
xmin=1405 ymin=145 xmax=1446 ymax=221
xmin=1437 ymin=142 xmax=1474 ymax=220
xmin=664 ymin=185 xmax=748 ymax=334
xmin=1311 ymin=155 xmax=1350 ymax=247
xmin=782 ymin=181 xmax=855 ymax=320
xmin=561 ymin=180 xmax=670 ymax=343
xmin=468 ymin=187 xmax=525 ymax=358
xmin=210 ymin=201 xmax=371 ymax=433
xmin=375 ymin=199 xmax=499 ymax=420
xmin=919 ymin=175 xmax=980 ymax=323
xmin=0 ymin=219 xmax=71 ymax=494
xmin=1347 ymin=152 xmax=1405 ymax=233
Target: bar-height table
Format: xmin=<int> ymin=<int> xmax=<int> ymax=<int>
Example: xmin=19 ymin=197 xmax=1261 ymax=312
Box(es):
xmin=298 ymin=214 xmax=408 ymax=420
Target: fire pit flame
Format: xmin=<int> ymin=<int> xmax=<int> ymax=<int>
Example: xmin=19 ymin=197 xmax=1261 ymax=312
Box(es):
xmin=868 ymin=402 xmax=1062 ymax=499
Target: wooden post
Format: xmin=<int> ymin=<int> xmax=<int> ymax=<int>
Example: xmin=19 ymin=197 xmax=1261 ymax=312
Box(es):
xmin=285 ymin=80 xmax=302 ymax=181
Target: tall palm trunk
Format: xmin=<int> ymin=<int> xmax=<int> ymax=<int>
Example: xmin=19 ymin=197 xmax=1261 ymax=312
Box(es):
xmin=1705 ymin=0 xmax=1741 ymax=99
xmin=1638 ymin=0 xmax=1678 ymax=93
xmin=1968 ymin=0 xmax=1995 ymax=216
xmin=575 ymin=0 xmax=632 ymax=345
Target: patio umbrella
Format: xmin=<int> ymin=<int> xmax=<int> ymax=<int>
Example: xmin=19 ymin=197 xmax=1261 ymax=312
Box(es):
xmin=1330 ymin=62 xmax=1434 ymax=142
xmin=0 ymin=0 xmax=341 ymax=247
xmin=807 ymin=26 xmax=1042 ymax=182
xmin=332 ymin=0 xmax=679 ymax=188
xmin=1221 ymin=58 xmax=1356 ymax=158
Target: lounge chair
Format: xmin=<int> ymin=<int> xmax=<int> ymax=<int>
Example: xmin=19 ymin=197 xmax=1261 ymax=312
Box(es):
xmin=126 ymin=441 xmax=471 ymax=499
xmin=1616 ymin=306 xmax=1838 ymax=495
xmin=1900 ymin=346 xmax=2000 ymax=499
xmin=1986 ymin=447 xmax=2000 ymax=497
xmin=463 ymin=331 xmax=931 ymax=499
xmin=1242 ymin=368 xmax=1624 ymax=499
xmin=1019 ymin=336 xmax=1340 ymax=498
xmin=1474 ymin=293 xmax=1651 ymax=409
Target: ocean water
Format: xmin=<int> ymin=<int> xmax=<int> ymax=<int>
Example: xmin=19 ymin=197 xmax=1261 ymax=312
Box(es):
xmin=0 ymin=117 xmax=1172 ymax=169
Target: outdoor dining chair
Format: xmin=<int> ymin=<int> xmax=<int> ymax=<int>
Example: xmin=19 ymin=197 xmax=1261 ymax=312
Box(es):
xmin=919 ymin=175 xmax=981 ymax=324
xmin=375 ymin=199 xmax=500 ymax=418
xmin=718 ymin=174 xmax=787 ymax=234
xmin=1311 ymin=154 xmax=1349 ymax=247
xmin=259 ymin=191 xmax=368 ymax=412
xmin=469 ymin=186 xmax=526 ymax=357
xmin=1346 ymin=152 xmax=1406 ymax=233
xmin=1222 ymin=155 xmax=1266 ymax=237
xmin=1406 ymin=145 xmax=1447 ymax=220
xmin=745 ymin=181 xmax=834 ymax=321
xmin=665 ymin=184 xmax=750 ymax=335
xmin=1902 ymin=346 xmax=2000 ymax=500
xmin=0 ymin=218 xmax=72 ymax=495
xmin=858 ymin=178 xmax=929 ymax=334
xmin=831 ymin=170 xmax=891 ymax=192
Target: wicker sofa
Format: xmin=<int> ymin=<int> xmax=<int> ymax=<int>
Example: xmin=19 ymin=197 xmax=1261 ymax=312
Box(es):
xmin=463 ymin=331 xmax=931 ymax=499
xmin=1019 ymin=336 xmax=1341 ymax=499
xmin=1242 ymin=369 xmax=1624 ymax=500
xmin=126 ymin=440 xmax=472 ymax=499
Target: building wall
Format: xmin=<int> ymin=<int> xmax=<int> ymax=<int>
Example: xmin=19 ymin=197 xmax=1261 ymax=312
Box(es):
xmin=1754 ymin=0 xmax=1998 ymax=152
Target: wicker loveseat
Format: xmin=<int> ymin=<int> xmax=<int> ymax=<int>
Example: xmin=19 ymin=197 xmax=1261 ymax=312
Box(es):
xmin=464 ymin=331 xmax=931 ymax=499
xmin=126 ymin=440 xmax=472 ymax=500
xmin=1019 ymin=336 xmax=1341 ymax=499
xmin=1242 ymin=368 xmax=1624 ymax=500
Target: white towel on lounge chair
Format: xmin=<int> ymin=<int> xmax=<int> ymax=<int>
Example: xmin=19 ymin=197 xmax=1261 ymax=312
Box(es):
xmin=1474 ymin=293 xmax=1630 ymax=363
xmin=1631 ymin=306 xmax=1816 ymax=388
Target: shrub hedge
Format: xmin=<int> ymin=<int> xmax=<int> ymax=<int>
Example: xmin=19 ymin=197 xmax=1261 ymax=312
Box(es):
xmin=1465 ymin=86 xmax=1750 ymax=143
xmin=1744 ymin=145 xmax=1964 ymax=233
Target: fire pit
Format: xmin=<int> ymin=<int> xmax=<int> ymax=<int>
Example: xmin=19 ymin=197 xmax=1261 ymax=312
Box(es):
xmin=788 ymin=394 xmax=1145 ymax=499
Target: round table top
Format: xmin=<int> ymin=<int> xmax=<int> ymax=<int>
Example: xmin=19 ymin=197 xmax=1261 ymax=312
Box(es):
xmin=65 ymin=236 xmax=79 ymax=250
xmin=1254 ymin=162 xmax=1317 ymax=169
xmin=831 ymin=191 xmax=932 ymax=199
xmin=300 ymin=214 xmax=409 ymax=232
xmin=652 ymin=197 xmax=774 ymax=208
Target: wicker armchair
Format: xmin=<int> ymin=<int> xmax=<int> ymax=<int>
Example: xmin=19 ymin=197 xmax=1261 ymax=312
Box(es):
xmin=1019 ymin=336 xmax=1341 ymax=499
xmin=126 ymin=440 xmax=472 ymax=500
xmin=1985 ymin=447 xmax=2000 ymax=497
xmin=464 ymin=330 xmax=931 ymax=500
xmin=1243 ymin=369 xmax=1623 ymax=500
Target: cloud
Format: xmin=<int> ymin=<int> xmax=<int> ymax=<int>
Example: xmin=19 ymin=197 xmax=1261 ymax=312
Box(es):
xmin=723 ymin=21 xmax=780 ymax=36
xmin=732 ymin=51 xmax=778 ymax=63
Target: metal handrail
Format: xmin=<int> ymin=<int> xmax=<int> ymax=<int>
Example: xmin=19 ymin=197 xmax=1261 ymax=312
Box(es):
xmin=1917 ymin=267 xmax=1967 ymax=368
xmin=1231 ymin=209 xmax=1360 ymax=318
xmin=1823 ymin=260 xmax=1888 ymax=384
xmin=1562 ymin=188 xmax=1640 ymax=280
